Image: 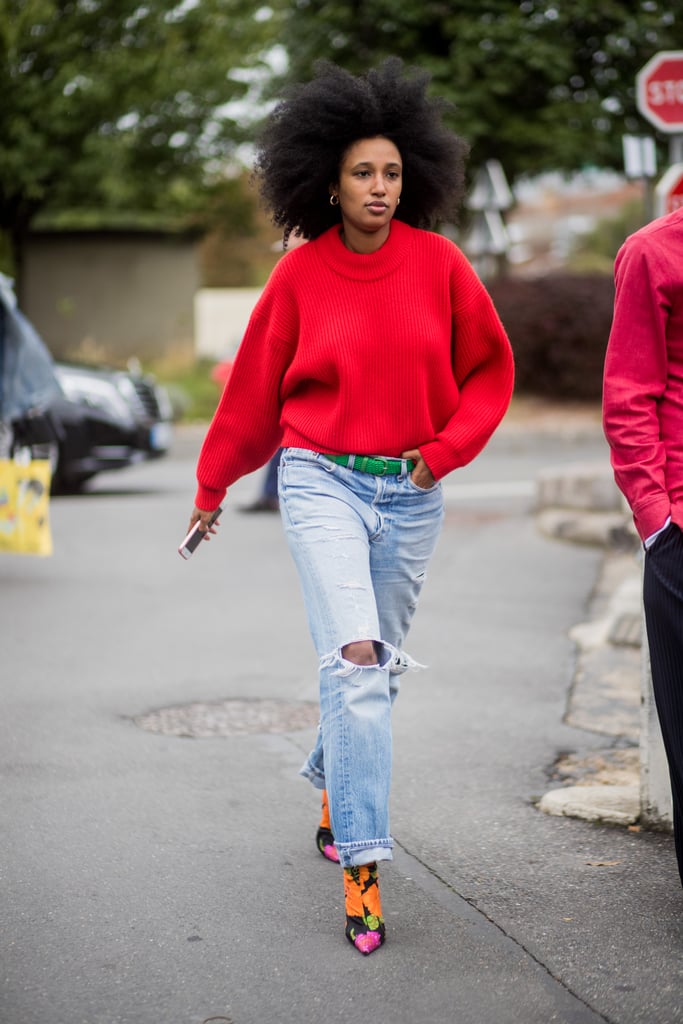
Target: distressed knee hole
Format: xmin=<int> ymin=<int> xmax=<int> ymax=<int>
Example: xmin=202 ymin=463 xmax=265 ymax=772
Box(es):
xmin=341 ymin=639 xmax=380 ymax=666
xmin=320 ymin=641 xmax=412 ymax=677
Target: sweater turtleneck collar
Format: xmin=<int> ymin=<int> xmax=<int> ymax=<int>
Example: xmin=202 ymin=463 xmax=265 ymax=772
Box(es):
xmin=314 ymin=218 xmax=415 ymax=281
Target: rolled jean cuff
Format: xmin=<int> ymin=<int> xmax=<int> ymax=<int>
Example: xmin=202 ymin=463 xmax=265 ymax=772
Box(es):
xmin=335 ymin=839 xmax=394 ymax=868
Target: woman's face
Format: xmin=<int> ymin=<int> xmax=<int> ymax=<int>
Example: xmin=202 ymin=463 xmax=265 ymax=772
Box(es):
xmin=332 ymin=136 xmax=402 ymax=245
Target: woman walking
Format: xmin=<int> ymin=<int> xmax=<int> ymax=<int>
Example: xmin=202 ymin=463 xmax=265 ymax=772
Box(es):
xmin=187 ymin=59 xmax=514 ymax=955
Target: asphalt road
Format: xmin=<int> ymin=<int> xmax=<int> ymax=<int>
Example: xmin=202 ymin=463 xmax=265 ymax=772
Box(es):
xmin=2 ymin=413 xmax=682 ymax=1024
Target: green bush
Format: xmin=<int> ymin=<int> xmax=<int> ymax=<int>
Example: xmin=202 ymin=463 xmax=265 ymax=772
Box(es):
xmin=486 ymin=272 xmax=614 ymax=401
xmin=568 ymin=199 xmax=646 ymax=273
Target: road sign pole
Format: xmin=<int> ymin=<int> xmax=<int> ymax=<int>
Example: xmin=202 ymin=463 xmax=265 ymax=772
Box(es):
xmin=622 ymin=135 xmax=657 ymax=223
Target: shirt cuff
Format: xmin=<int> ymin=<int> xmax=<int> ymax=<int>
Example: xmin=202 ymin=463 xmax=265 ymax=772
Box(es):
xmin=644 ymin=516 xmax=671 ymax=549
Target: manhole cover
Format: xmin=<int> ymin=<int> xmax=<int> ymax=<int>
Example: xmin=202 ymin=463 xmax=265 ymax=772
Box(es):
xmin=134 ymin=698 xmax=319 ymax=738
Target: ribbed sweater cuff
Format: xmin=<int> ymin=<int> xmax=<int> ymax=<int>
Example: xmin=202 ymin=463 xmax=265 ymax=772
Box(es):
xmin=194 ymin=484 xmax=226 ymax=512
xmin=420 ymin=441 xmax=459 ymax=481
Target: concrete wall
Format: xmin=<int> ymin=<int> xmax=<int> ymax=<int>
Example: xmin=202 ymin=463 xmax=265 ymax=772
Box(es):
xmin=194 ymin=288 xmax=263 ymax=360
xmin=22 ymin=231 xmax=200 ymax=365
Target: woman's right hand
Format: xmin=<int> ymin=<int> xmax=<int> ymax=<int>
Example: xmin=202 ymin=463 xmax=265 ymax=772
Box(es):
xmin=187 ymin=506 xmax=221 ymax=536
xmin=401 ymin=449 xmax=435 ymax=490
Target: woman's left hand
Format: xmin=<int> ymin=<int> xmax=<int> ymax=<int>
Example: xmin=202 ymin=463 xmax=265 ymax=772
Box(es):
xmin=402 ymin=449 xmax=435 ymax=490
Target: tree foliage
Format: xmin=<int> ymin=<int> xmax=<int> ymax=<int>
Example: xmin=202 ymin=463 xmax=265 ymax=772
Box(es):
xmin=0 ymin=0 xmax=280 ymax=264
xmin=276 ymin=1 xmax=682 ymax=181
xmin=3 ymin=1 xmax=682 ymax=287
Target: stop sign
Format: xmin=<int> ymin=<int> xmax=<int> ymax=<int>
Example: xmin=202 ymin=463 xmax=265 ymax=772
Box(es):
xmin=655 ymin=162 xmax=683 ymax=217
xmin=637 ymin=51 xmax=683 ymax=132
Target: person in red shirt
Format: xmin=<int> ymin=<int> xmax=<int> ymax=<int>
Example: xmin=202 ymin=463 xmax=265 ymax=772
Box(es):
xmin=187 ymin=59 xmax=514 ymax=954
xmin=603 ymin=206 xmax=683 ymax=888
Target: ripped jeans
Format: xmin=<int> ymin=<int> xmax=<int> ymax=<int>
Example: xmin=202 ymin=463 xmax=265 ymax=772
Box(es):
xmin=278 ymin=447 xmax=444 ymax=867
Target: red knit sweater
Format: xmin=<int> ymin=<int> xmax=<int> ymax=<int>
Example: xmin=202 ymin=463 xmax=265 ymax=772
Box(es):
xmin=195 ymin=219 xmax=514 ymax=510
xmin=603 ymin=208 xmax=683 ymax=540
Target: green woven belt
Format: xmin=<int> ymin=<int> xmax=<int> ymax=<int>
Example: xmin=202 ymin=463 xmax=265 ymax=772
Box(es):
xmin=323 ymin=453 xmax=415 ymax=476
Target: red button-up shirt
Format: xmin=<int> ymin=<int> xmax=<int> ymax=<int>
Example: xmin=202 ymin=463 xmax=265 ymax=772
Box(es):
xmin=603 ymin=208 xmax=683 ymax=541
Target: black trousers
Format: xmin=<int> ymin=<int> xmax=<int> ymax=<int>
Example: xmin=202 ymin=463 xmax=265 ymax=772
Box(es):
xmin=643 ymin=522 xmax=683 ymax=887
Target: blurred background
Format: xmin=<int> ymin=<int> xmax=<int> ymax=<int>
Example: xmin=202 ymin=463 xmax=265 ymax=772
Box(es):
xmin=2 ymin=0 xmax=682 ymax=423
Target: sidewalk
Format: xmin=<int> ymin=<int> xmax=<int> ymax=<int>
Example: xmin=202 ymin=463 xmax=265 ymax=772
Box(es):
xmin=171 ymin=402 xmax=664 ymax=834
xmin=181 ymin=398 xmax=655 ymax=830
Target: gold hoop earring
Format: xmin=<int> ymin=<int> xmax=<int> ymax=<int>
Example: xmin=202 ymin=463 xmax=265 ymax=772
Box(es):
xmin=329 ymin=194 xmax=339 ymax=206
xmin=396 ymin=196 xmax=401 ymax=206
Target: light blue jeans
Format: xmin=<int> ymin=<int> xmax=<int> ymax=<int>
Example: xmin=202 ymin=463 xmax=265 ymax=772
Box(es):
xmin=278 ymin=447 xmax=444 ymax=867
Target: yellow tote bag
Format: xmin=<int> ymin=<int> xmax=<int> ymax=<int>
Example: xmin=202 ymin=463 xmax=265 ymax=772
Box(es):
xmin=0 ymin=458 xmax=53 ymax=556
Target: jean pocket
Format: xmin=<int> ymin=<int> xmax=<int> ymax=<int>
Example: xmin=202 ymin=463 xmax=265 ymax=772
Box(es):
xmin=404 ymin=474 xmax=441 ymax=494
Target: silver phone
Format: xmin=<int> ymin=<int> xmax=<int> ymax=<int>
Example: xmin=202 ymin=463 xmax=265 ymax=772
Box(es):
xmin=178 ymin=506 xmax=223 ymax=559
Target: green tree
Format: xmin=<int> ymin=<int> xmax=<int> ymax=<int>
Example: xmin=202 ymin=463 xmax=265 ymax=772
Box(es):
xmin=568 ymin=197 xmax=647 ymax=272
xmin=0 ymin=0 xmax=280 ymax=281
xmin=275 ymin=1 xmax=682 ymax=182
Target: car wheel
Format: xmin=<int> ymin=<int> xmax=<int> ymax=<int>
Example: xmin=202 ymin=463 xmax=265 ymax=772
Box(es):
xmin=52 ymin=468 xmax=96 ymax=495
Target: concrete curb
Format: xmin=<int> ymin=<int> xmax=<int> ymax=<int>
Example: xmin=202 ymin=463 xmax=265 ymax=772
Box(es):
xmin=534 ymin=462 xmax=647 ymax=827
xmin=539 ymin=784 xmax=640 ymax=825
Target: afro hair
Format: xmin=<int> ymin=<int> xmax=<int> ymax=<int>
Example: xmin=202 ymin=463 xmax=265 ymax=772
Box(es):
xmin=254 ymin=58 xmax=470 ymax=242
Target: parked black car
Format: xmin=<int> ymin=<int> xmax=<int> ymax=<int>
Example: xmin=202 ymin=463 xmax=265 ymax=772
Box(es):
xmin=0 ymin=273 xmax=172 ymax=492
xmin=13 ymin=361 xmax=173 ymax=493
